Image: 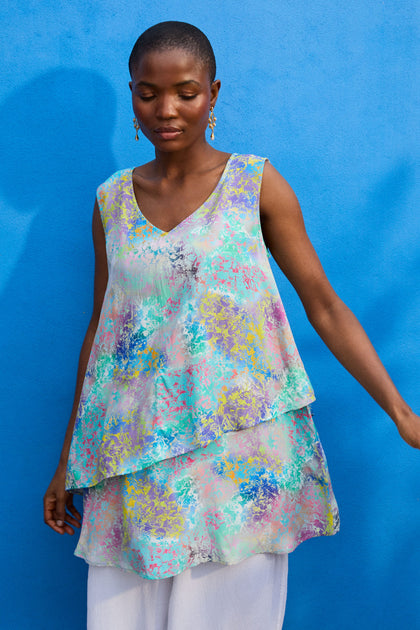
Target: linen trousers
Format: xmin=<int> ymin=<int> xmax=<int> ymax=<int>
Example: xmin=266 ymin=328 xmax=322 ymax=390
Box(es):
xmin=87 ymin=553 xmax=288 ymax=630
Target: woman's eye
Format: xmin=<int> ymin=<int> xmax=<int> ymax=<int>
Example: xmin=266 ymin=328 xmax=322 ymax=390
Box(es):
xmin=179 ymin=94 xmax=198 ymax=100
xmin=139 ymin=94 xmax=155 ymax=101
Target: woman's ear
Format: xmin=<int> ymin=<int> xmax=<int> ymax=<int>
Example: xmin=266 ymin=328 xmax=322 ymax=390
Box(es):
xmin=210 ymin=79 xmax=221 ymax=108
xmin=129 ymin=81 xmax=133 ymax=92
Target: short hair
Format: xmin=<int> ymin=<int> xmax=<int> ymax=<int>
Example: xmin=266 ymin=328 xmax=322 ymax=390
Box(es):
xmin=129 ymin=21 xmax=216 ymax=82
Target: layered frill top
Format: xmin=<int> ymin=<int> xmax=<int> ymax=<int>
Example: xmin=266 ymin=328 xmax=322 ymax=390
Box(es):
xmin=66 ymin=154 xmax=315 ymax=491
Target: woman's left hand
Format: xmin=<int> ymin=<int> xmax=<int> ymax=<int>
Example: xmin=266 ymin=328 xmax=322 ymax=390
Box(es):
xmin=394 ymin=410 xmax=420 ymax=450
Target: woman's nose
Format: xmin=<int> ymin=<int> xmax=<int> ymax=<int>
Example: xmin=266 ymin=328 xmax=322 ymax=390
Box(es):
xmin=155 ymin=94 xmax=177 ymax=119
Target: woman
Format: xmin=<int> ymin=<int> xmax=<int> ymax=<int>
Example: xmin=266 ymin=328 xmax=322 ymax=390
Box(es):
xmin=44 ymin=21 xmax=420 ymax=630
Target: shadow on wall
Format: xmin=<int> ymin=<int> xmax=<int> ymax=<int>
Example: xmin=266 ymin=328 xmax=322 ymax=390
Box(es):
xmin=0 ymin=67 xmax=117 ymax=402
xmin=0 ymin=68 xmax=117 ymax=292
xmin=0 ymin=69 xmax=116 ymax=628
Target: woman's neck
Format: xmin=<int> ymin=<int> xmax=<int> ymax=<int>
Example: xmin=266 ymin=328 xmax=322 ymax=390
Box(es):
xmin=152 ymin=142 xmax=221 ymax=180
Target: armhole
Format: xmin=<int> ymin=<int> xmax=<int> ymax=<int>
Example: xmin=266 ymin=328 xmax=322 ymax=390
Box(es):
xmin=256 ymin=157 xmax=269 ymax=209
xmin=96 ymin=182 xmax=107 ymax=232
xmin=256 ymin=157 xmax=272 ymax=259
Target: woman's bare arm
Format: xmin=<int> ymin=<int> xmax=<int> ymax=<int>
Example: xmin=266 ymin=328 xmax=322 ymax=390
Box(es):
xmin=43 ymin=200 xmax=108 ymax=534
xmin=260 ymin=162 xmax=420 ymax=449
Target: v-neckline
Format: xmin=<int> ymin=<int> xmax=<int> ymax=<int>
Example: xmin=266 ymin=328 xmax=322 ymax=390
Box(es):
xmin=129 ymin=153 xmax=235 ymax=235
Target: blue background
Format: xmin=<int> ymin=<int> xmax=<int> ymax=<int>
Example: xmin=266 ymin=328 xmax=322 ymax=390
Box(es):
xmin=0 ymin=1 xmax=419 ymax=628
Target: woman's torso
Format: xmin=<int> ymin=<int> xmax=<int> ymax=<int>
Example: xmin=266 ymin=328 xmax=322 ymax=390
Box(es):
xmin=66 ymin=153 xmax=315 ymax=491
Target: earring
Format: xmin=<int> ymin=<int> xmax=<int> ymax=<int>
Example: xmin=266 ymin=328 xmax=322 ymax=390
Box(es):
xmin=133 ymin=117 xmax=140 ymax=141
xmin=208 ymin=107 xmax=217 ymax=141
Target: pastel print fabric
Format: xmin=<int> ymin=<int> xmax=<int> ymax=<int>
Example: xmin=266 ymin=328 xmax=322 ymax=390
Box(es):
xmin=68 ymin=154 xmax=339 ymax=578
xmin=67 ymin=154 xmax=315 ymax=489
xmin=76 ymin=406 xmax=338 ymax=578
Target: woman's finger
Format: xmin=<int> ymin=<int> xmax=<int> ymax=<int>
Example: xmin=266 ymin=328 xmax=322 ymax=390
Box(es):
xmin=44 ymin=495 xmax=67 ymax=534
xmin=66 ymin=495 xmax=82 ymax=521
xmin=64 ymin=512 xmax=82 ymax=529
xmin=54 ymin=492 xmax=69 ymax=528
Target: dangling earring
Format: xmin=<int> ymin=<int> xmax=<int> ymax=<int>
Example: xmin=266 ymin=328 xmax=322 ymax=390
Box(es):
xmin=133 ymin=117 xmax=140 ymax=141
xmin=208 ymin=107 xmax=217 ymax=141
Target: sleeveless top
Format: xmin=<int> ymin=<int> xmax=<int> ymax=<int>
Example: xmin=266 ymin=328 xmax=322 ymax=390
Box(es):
xmin=66 ymin=154 xmax=316 ymax=491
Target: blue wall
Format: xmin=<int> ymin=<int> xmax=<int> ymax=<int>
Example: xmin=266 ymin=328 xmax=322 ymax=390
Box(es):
xmin=1 ymin=1 xmax=419 ymax=628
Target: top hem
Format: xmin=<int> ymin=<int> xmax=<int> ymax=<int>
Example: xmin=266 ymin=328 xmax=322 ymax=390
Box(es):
xmin=66 ymin=398 xmax=315 ymax=492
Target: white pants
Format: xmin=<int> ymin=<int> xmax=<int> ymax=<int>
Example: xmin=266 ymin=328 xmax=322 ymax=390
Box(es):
xmin=87 ymin=553 xmax=288 ymax=630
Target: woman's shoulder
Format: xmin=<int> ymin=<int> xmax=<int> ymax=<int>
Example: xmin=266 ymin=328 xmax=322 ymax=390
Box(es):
xmin=232 ymin=152 xmax=267 ymax=163
xmin=226 ymin=155 xmax=298 ymax=214
xmin=96 ymin=168 xmax=133 ymax=208
xmin=96 ymin=168 xmax=135 ymax=206
xmin=228 ymin=152 xmax=268 ymax=172
xmin=227 ymin=154 xmax=270 ymax=185
xmin=98 ymin=167 xmax=134 ymax=190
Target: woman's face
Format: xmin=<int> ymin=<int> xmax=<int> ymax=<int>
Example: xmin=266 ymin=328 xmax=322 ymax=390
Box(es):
xmin=129 ymin=48 xmax=220 ymax=152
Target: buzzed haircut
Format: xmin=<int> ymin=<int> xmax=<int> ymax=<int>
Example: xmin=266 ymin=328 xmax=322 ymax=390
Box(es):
xmin=129 ymin=21 xmax=216 ymax=82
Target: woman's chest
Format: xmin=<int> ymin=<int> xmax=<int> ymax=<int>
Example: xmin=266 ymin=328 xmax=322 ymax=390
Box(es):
xmin=132 ymin=172 xmax=225 ymax=233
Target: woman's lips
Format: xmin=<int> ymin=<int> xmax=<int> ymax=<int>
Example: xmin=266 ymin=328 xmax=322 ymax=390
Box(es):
xmin=154 ymin=127 xmax=182 ymax=140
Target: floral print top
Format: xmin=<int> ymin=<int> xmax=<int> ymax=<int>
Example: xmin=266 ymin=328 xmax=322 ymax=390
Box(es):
xmin=66 ymin=154 xmax=316 ymax=491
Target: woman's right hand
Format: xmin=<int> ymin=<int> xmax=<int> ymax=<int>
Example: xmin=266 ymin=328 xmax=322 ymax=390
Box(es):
xmin=43 ymin=465 xmax=82 ymax=535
